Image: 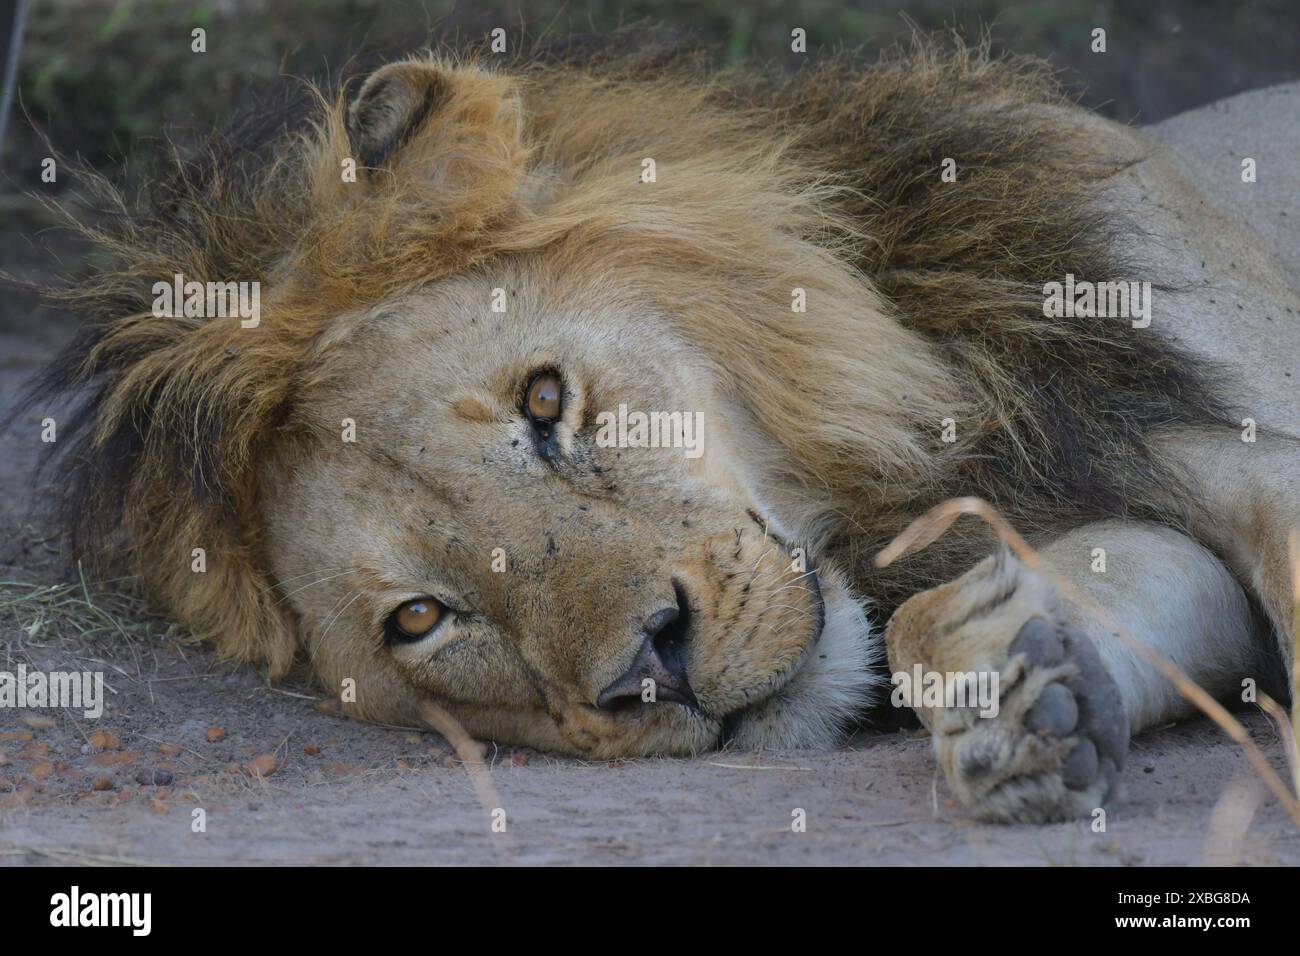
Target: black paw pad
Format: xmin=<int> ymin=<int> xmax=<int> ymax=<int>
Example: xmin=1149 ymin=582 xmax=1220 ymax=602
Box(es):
xmin=1026 ymin=682 xmax=1078 ymax=737
xmin=1010 ymin=617 xmax=1064 ymax=668
xmin=1060 ymin=625 xmax=1129 ymax=772
xmin=1060 ymin=738 xmax=1099 ymax=789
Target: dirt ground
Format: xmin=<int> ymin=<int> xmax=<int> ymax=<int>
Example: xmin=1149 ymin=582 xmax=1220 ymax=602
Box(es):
xmin=1 ymin=268 xmax=1298 ymax=866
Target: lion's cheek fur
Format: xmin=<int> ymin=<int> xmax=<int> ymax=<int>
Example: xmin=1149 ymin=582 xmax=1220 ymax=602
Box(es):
xmin=724 ymin=565 xmax=882 ymax=750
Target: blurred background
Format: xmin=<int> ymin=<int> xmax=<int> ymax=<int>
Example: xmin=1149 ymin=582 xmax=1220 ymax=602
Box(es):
xmin=4 ymin=0 xmax=1300 ymax=176
xmin=1 ymin=0 xmax=1298 ymax=296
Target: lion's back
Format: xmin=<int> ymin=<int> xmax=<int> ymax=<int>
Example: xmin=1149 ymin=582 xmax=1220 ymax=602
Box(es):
xmin=1146 ymin=82 xmax=1300 ymax=279
xmin=1108 ymin=83 xmax=1300 ymax=436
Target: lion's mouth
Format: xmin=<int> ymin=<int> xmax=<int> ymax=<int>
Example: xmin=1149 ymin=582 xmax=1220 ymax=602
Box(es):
xmin=715 ymin=563 xmax=826 ymax=746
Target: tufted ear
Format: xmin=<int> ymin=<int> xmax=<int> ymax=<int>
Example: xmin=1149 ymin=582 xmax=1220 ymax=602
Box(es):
xmin=345 ymin=59 xmax=526 ymax=182
xmin=347 ymin=62 xmax=450 ymax=168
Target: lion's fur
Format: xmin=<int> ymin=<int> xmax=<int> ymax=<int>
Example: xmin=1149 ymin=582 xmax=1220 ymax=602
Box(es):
xmin=28 ymin=38 xmax=1229 ymax=688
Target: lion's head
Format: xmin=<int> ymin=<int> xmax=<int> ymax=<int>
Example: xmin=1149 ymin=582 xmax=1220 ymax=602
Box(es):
xmin=248 ymin=55 xmax=969 ymax=755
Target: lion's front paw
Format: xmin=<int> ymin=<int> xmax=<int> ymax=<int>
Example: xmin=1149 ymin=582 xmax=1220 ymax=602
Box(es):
xmin=887 ymin=551 xmax=1130 ymax=823
xmin=948 ymin=615 xmax=1129 ymax=822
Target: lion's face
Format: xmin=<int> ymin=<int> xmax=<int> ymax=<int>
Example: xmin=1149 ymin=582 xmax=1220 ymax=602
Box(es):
xmin=262 ymin=264 xmax=877 ymax=756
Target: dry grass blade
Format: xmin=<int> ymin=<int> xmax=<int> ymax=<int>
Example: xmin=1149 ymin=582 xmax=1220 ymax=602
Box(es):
xmin=1259 ymin=691 xmax=1299 ymax=802
xmin=1288 ymin=528 xmax=1300 ymax=796
xmin=875 ymin=497 xmax=1300 ymax=828
xmin=0 ymin=845 xmax=161 ymax=866
xmin=0 ymin=575 xmax=169 ymax=646
xmin=1201 ymin=777 xmax=1264 ymax=866
xmin=874 ymin=496 xmax=1038 ymax=568
xmin=420 ymin=701 xmax=513 ymax=864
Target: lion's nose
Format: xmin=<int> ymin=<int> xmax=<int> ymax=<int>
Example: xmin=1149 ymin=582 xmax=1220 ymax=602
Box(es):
xmin=595 ymin=584 xmax=697 ymax=711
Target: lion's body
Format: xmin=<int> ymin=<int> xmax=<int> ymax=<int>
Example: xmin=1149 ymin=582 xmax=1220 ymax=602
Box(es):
xmin=29 ymin=41 xmax=1299 ymax=822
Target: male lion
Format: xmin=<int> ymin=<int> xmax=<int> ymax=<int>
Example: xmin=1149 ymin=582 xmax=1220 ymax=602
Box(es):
xmin=30 ymin=41 xmax=1300 ymax=823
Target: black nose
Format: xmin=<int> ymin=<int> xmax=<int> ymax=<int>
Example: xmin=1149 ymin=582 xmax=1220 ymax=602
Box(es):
xmin=596 ymin=583 xmax=697 ymax=711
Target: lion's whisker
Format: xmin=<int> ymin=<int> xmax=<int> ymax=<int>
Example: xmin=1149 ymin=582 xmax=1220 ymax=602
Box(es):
xmin=310 ymin=588 xmax=364 ymax=666
xmin=260 ymin=564 xmax=353 ymax=590
xmin=273 ymin=568 xmax=358 ymax=605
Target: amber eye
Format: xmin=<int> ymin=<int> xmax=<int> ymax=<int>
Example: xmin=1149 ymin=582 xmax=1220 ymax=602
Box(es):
xmin=525 ymin=372 xmax=563 ymax=422
xmin=388 ymin=598 xmax=444 ymax=643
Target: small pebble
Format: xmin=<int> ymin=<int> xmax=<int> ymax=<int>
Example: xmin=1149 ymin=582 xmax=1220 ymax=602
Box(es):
xmin=247 ymin=753 xmax=278 ymax=778
xmin=313 ymin=698 xmax=344 ymax=717
xmin=88 ymin=730 xmax=120 ymax=750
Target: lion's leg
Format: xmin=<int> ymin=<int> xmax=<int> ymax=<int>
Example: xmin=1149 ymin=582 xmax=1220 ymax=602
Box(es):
xmin=885 ymin=520 xmax=1263 ymax=823
xmin=1156 ymin=427 xmax=1300 ymax=677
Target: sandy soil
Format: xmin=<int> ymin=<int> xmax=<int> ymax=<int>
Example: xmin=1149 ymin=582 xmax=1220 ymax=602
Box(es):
xmin=1 ymin=259 xmax=1297 ymax=867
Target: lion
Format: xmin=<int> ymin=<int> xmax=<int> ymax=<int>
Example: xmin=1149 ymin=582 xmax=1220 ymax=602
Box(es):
xmin=26 ymin=39 xmax=1300 ymax=823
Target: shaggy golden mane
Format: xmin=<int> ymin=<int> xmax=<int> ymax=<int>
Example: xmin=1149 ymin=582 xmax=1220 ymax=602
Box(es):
xmin=27 ymin=36 xmax=1229 ymax=675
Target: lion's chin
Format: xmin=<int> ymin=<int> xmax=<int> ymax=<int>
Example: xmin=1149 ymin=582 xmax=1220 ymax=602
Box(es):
xmin=719 ymin=567 xmax=883 ymax=750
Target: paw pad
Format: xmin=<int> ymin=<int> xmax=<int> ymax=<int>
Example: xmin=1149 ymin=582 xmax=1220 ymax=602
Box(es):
xmin=943 ymin=615 xmax=1131 ymax=820
xmin=1026 ymin=682 xmax=1078 ymax=737
xmin=1009 ymin=616 xmax=1064 ymax=667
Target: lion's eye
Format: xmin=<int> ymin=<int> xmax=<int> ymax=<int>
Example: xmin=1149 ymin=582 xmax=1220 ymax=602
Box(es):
xmin=387 ymin=598 xmax=445 ymax=643
xmin=525 ymin=372 xmax=563 ymax=423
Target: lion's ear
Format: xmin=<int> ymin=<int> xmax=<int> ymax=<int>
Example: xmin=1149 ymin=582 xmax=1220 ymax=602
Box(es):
xmin=345 ymin=60 xmax=525 ymax=179
xmin=347 ymin=62 xmax=450 ymax=169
